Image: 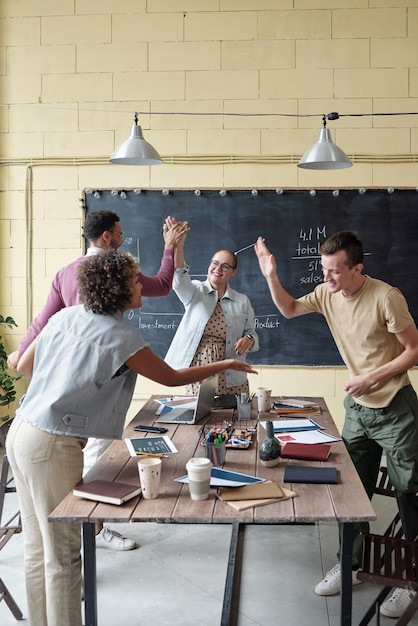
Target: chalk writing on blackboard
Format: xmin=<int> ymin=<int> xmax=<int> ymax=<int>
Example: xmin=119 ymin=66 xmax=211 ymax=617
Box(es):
xmin=85 ymin=188 xmax=418 ymax=366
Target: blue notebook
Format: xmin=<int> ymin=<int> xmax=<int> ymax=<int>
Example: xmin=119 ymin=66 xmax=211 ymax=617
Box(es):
xmin=283 ymin=465 xmax=338 ymax=484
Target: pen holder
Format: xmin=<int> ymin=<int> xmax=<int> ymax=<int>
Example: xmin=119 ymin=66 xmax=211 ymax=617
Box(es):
xmin=205 ymin=440 xmax=226 ymax=466
xmin=237 ymin=401 xmax=252 ymax=420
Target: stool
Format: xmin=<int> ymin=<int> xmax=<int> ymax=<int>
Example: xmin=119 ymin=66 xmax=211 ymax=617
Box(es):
xmin=0 ymin=455 xmax=20 ymax=527
xmin=0 ymin=425 xmax=23 ymax=619
xmin=0 ymin=419 xmax=20 ymax=527
xmin=0 ymin=525 xmax=23 ymax=620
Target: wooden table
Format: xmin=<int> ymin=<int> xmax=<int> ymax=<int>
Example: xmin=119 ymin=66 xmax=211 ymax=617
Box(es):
xmin=49 ymin=397 xmax=376 ymax=626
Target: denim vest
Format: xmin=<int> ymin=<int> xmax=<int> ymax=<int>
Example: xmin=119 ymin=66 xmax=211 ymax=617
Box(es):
xmin=17 ymin=305 xmax=147 ymax=439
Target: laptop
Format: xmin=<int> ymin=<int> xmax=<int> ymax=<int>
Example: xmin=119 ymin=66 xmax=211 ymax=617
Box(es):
xmin=155 ymin=375 xmax=218 ymax=425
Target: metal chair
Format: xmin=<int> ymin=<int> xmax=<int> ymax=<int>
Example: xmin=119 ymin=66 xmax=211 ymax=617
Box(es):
xmin=357 ymin=466 xmax=417 ymax=625
xmin=374 ymin=465 xmax=404 ymax=540
xmin=358 ymin=533 xmax=418 ymax=626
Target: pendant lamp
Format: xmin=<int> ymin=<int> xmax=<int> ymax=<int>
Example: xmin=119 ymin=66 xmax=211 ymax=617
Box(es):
xmin=298 ymin=114 xmax=352 ymax=170
xmin=109 ymin=113 xmax=163 ymax=165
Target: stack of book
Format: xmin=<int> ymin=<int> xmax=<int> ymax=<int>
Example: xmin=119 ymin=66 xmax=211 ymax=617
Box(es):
xmin=273 ymin=398 xmax=321 ymax=415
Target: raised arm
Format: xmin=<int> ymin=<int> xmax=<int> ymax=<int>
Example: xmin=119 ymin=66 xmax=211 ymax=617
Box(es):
xmin=164 ymin=215 xmax=188 ymax=269
xmin=139 ymin=218 xmax=189 ymax=297
xmin=254 ymin=237 xmax=309 ymax=319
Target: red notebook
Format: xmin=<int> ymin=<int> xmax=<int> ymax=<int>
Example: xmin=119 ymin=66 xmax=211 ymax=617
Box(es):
xmin=280 ymin=442 xmax=331 ymax=461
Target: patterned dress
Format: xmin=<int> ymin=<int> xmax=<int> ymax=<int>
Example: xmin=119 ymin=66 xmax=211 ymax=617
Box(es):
xmin=185 ymin=302 xmax=250 ymax=396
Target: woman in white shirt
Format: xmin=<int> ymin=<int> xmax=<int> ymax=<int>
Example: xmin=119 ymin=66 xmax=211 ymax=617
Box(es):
xmin=165 ymin=226 xmax=258 ymax=397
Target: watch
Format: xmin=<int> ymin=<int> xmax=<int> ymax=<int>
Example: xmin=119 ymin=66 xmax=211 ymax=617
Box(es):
xmin=246 ymin=334 xmax=254 ymax=343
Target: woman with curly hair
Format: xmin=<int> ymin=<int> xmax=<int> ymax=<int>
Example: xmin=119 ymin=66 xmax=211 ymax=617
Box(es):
xmin=6 ymin=249 xmax=257 ymax=626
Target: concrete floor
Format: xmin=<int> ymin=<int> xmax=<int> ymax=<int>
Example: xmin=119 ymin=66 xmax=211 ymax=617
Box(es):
xmin=1 ymin=458 xmax=418 ymax=626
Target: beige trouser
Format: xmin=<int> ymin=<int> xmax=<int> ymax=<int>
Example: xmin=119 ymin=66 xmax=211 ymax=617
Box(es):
xmin=6 ymin=416 xmax=85 ymax=626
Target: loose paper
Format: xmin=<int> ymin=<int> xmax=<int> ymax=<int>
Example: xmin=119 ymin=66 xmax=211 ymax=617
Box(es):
xmin=175 ymin=467 xmax=265 ymax=488
xmin=276 ymin=430 xmax=341 ymax=445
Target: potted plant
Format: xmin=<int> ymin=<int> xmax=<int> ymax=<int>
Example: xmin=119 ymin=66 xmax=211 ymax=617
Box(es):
xmin=0 ymin=315 xmax=22 ymax=437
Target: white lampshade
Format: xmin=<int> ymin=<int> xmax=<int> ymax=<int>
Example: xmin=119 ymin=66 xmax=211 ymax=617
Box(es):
xmin=298 ymin=127 xmax=352 ymax=170
xmin=109 ymin=115 xmax=163 ymax=166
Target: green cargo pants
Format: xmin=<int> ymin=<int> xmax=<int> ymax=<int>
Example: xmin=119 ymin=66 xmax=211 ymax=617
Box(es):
xmin=338 ymin=384 xmax=418 ymax=567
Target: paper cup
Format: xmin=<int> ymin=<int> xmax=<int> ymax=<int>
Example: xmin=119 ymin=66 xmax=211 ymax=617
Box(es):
xmin=257 ymin=387 xmax=272 ymax=412
xmin=186 ymin=457 xmax=212 ymax=501
xmin=137 ymin=457 xmax=161 ymax=499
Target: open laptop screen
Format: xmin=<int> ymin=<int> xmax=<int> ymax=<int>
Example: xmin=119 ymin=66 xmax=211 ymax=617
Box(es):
xmin=155 ymin=375 xmax=218 ymax=424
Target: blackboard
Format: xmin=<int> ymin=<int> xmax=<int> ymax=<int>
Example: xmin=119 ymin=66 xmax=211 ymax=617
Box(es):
xmin=84 ymin=189 xmax=418 ymax=366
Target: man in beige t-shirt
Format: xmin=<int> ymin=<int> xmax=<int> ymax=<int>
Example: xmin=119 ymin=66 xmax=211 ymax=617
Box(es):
xmin=255 ymin=230 xmax=418 ymax=619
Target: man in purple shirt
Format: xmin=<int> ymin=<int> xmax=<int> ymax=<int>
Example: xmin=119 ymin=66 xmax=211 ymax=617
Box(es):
xmin=8 ymin=209 xmax=188 ymax=550
xmin=8 ymin=210 xmax=183 ymax=363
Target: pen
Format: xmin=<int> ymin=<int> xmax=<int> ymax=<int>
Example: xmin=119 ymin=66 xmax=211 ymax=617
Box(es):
xmin=134 ymin=425 xmax=168 ymax=433
xmin=136 ymin=452 xmax=168 ymax=458
xmin=212 ymin=444 xmax=218 ymax=466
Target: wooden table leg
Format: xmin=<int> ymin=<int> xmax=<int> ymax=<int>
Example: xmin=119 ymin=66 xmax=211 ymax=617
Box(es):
xmin=340 ymin=522 xmax=354 ymax=626
xmin=83 ymin=522 xmax=98 ymax=626
xmin=221 ymin=521 xmax=242 ymax=626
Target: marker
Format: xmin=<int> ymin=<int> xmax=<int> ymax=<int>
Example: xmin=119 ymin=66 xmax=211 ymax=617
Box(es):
xmin=134 ymin=425 xmax=168 ymax=433
xmin=235 ymin=238 xmax=265 ymax=254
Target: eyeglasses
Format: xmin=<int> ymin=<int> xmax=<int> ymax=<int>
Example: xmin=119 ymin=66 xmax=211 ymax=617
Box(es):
xmin=109 ymin=230 xmax=123 ymax=239
xmin=210 ymin=259 xmax=236 ymax=272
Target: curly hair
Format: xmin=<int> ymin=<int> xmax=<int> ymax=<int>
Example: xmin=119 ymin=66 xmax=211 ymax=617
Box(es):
xmin=77 ymin=250 xmax=139 ymax=314
xmin=82 ymin=210 xmax=120 ymax=241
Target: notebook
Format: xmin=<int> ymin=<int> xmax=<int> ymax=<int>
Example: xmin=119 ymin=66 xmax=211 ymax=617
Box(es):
xmin=156 ymin=375 xmax=217 ymax=424
xmin=73 ymin=480 xmax=141 ymax=505
xmin=283 ymin=465 xmax=338 ymax=484
xmin=280 ymin=442 xmax=332 ymax=461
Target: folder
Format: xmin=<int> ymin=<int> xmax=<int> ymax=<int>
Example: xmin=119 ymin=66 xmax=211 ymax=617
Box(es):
xmin=217 ymin=480 xmax=284 ymax=501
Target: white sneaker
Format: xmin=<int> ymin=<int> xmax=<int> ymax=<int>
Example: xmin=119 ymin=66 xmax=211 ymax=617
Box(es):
xmin=95 ymin=527 xmax=137 ymax=551
xmin=315 ymin=563 xmax=362 ymax=596
xmin=380 ymin=588 xmax=416 ymax=618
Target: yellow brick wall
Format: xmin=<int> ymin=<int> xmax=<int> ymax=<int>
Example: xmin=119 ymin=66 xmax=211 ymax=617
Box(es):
xmin=1 ymin=1 xmax=418 ymax=429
